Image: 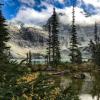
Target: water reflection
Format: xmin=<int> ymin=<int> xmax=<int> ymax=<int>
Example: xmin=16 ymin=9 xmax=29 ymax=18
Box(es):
xmin=12 ymin=71 xmax=100 ymax=100
xmin=60 ymin=71 xmax=100 ymax=100
xmin=91 ymin=71 xmax=100 ymax=100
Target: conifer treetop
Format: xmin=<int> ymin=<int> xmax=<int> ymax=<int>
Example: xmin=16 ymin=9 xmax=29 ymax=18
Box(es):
xmin=53 ymin=7 xmax=56 ymax=14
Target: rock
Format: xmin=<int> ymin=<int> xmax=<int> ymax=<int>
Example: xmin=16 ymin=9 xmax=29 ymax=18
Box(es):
xmin=73 ymin=73 xmax=85 ymax=79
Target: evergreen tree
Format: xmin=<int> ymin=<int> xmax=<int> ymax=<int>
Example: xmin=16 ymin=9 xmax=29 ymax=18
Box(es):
xmin=94 ymin=44 xmax=100 ymax=66
xmin=69 ymin=0 xmax=82 ymax=64
xmin=0 ymin=4 xmax=9 ymax=62
xmin=0 ymin=4 xmax=32 ymax=99
xmin=47 ymin=8 xmax=61 ymax=67
xmin=89 ymin=42 xmax=100 ymax=66
xmin=26 ymin=51 xmax=32 ymax=67
xmin=94 ymin=22 xmax=99 ymax=44
xmin=89 ymin=23 xmax=100 ymax=66
xmin=52 ymin=8 xmax=61 ymax=67
xmin=0 ymin=3 xmax=10 ymax=94
xmin=89 ymin=39 xmax=96 ymax=62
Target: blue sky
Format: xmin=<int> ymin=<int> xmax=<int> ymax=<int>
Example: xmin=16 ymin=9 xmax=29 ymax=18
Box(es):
xmin=2 ymin=0 xmax=68 ymax=19
xmin=2 ymin=0 xmax=20 ymax=19
xmin=1 ymin=0 xmax=98 ymax=19
xmin=1 ymin=0 xmax=100 ymax=25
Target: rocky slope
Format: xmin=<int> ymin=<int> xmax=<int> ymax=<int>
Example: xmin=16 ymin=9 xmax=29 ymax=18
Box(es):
xmin=7 ymin=23 xmax=48 ymax=58
xmin=6 ymin=21 xmax=100 ymax=61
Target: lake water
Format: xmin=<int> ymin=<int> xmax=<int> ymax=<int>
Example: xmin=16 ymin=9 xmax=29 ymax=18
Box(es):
xmin=10 ymin=58 xmax=46 ymax=64
xmin=58 ymin=72 xmax=100 ymax=100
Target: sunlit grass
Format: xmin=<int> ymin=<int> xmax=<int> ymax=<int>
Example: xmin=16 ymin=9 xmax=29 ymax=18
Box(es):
xmin=17 ymin=72 xmax=39 ymax=84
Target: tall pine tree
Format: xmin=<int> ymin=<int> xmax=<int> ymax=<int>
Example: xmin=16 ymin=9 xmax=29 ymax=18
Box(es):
xmin=47 ymin=8 xmax=61 ymax=67
xmin=94 ymin=22 xmax=99 ymax=44
xmin=69 ymin=0 xmax=82 ymax=64
xmin=89 ymin=39 xmax=95 ymax=62
xmin=0 ymin=3 xmax=9 ymax=63
xmin=89 ymin=23 xmax=100 ymax=66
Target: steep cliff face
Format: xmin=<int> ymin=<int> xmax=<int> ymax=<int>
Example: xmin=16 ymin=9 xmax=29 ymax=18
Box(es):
xmin=7 ymin=24 xmax=48 ymax=58
xmin=10 ymin=27 xmax=48 ymax=47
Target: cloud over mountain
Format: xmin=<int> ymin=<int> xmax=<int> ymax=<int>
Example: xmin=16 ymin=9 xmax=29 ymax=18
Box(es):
xmin=4 ymin=0 xmax=100 ymax=26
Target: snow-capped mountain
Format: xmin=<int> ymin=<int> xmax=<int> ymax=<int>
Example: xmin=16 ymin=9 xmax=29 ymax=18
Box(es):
xmin=6 ymin=18 xmax=100 ymax=61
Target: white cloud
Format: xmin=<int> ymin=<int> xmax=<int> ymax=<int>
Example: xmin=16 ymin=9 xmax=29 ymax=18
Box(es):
xmin=18 ymin=0 xmax=35 ymax=7
xmin=11 ymin=6 xmax=52 ymax=25
xmin=52 ymin=7 xmax=100 ymax=26
xmin=83 ymin=0 xmax=100 ymax=8
xmin=10 ymin=2 xmax=100 ymax=26
xmin=63 ymin=7 xmax=100 ymax=25
xmin=58 ymin=0 xmax=65 ymax=3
